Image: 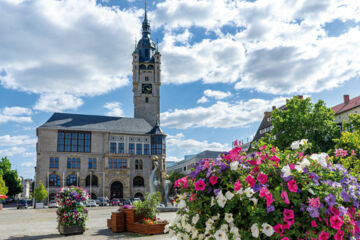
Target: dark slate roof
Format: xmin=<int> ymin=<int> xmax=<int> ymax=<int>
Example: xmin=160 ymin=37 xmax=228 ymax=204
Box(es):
xmin=252 ymin=112 xmax=272 ymax=142
xmin=147 ymin=121 xmax=165 ymax=135
xmin=332 ymin=96 xmax=360 ymax=115
xmin=38 ymin=112 xmax=153 ymax=135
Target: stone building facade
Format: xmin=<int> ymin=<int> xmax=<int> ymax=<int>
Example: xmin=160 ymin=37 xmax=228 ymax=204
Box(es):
xmin=35 ymin=8 xmax=166 ymax=201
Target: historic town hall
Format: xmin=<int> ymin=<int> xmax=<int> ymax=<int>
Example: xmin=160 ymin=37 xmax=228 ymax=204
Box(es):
xmin=35 ymin=8 xmax=166 ymax=201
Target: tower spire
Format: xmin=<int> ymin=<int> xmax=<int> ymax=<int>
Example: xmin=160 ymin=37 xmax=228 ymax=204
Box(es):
xmin=142 ymin=0 xmax=150 ymax=35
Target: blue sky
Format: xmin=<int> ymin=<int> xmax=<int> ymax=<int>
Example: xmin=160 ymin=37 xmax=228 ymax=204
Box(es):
xmin=0 ymin=0 xmax=360 ymax=179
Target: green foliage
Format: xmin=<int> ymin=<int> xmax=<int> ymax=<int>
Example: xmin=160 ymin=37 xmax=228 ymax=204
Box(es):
xmin=269 ymin=96 xmax=340 ymax=152
xmin=334 ymin=130 xmax=360 ymax=154
xmin=168 ymin=171 xmax=185 ymax=195
xmin=33 ymin=181 xmax=48 ymax=202
xmin=0 ymin=175 xmax=8 ymax=197
xmin=343 ymin=113 xmax=360 ymax=132
xmin=134 ymin=191 xmax=161 ymax=219
xmin=0 ymin=157 xmax=23 ymax=196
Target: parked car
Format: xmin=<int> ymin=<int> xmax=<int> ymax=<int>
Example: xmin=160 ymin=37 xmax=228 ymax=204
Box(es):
xmin=120 ymin=198 xmax=132 ymax=205
xmin=86 ymin=200 xmax=97 ymax=207
xmin=111 ymin=198 xmax=120 ymax=206
xmin=16 ymin=199 xmax=28 ymax=209
xmin=49 ymin=200 xmax=58 ymax=208
xmin=97 ymin=198 xmax=109 ymax=206
xmin=132 ymin=198 xmax=142 ymax=204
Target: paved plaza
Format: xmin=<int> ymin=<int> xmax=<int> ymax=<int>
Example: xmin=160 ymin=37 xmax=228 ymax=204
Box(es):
xmin=0 ymin=206 xmax=176 ymax=240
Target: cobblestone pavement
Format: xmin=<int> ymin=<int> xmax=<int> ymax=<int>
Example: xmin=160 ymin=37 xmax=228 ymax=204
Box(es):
xmin=0 ymin=206 xmax=177 ymax=240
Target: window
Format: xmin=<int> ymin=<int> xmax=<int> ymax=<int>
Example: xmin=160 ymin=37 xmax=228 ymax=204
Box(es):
xmin=67 ymin=157 xmax=80 ymax=169
xmin=133 ymin=176 xmax=144 ymax=187
xmin=49 ymin=157 xmax=59 ymax=169
xmin=145 ymin=49 xmax=150 ymax=59
xmin=118 ymin=143 xmax=124 ymax=154
xmin=136 ymin=144 xmax=142 ymax=155
xmin=85 ymin=175 xmax=98 ymax=187
xmin=145 ymin=76 xmax=149 ymax=81
xmin=49 ymin=174 xmax=60 ymax=187
xmin=129 ymin=143 xmax=135 ymax=154
xmin=135 ymin=159 xmax=143 ymax=170
xmin=151 ymin=135 xmax=162 ymax=154
xmin=57 ymin=131 xmax=91 ymax=153
xmin=110 ymin=142 xmax=116 ymax=153
xmin=88 ymin=158 xmax=96 ymax=169
xmin=145 ymin=97 xmax=148 ymax=103
xmin=108 ymin=158 xmax=127 ymax=169
xmin=66 ymin=174 xmax=78 ymax=186
xmin=144 ymin=144 xmax=150 ymax=155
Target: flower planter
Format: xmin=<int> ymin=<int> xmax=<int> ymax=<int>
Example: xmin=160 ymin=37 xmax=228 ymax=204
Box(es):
xmin=35 ymin=203 xmax=43 ymax=208
xmin=59 ymin=224 xmax=84 ymax=235
xmin=0 ymin=204 xmax=3 ymax=210
xmin=110 ymin=211 xmax=125 ymax=233
xmin=120 ymin=208 xmax=144 ymax=226
xmin=127 ymin=222 xmax=167 ymax=235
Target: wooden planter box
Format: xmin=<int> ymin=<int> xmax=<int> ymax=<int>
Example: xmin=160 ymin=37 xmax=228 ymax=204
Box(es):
xmin=127 ymin=222 xmax=167 ymax=235
xmin=59 ymin=224 xmax=84 ymax=235
xmin=110 ymin=211 xmax=125 ymax=233
xmin=121 ymin=208 xmax=144 ymax=226
xmin=0 ymin=204 xmax=3 ymax=211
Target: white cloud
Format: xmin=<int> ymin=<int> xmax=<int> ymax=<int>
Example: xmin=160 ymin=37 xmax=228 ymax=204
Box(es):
xmin=104 ymin=102 xmax=124 ymax=117
xmin=0 ymin=107 xmax=32 ymax=123
xmin=0 ymin=135 xmax=36 ymax=147
xmin=197 ymin=96 xmax=208 ymax=104
xmin=161 ymin=97 xmax=286 ymax=129
xmin=167 ymin=133 xmax=229 ymax=154
xmin=0 ymin=147 xmax=26 ymax=157
xmin=166 ymin=156 xmax=183 ymax=162
xmin=0 ymin=0 xmax=141 ymax=111
xmin=204 ymin=89 xmax=231 ymax=99
xmin=34 ymin=93 xmax=84 ymax=112
xmin=21 ymin=161 xmax=36 ymax=168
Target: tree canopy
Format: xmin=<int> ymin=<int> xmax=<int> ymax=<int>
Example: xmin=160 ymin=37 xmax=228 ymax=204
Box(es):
xmin=0 ymin=157 xmax=23 ymax=197
xmin=269 ymin=96 xmax=340 ymax=152
xmin=0 ymin=175 xmax=8 ymax=197
xmin=33 ymin=181 xmax=48 ymax=202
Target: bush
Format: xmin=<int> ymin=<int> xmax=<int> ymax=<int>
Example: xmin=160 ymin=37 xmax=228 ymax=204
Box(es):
xmin=134 ymin=191 xmax=161 ymax=219
xmin=56 ymin=186 xmax=89 ymax=230
xmin=33 ymin=181 xmax=48 ymax=203
xmin=167 ymin=140 xmax=360 ymax=239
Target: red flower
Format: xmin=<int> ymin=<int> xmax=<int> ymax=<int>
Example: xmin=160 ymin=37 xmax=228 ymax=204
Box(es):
xmin=194 ymin=179 xmax=206 ymax=191
xmin=257 ymin=173 xmax=268 ymax=185
xmin=234 ymin=180 xmax=242 ymax=191
xmin=287 ymin=179 xmax=298 ymax=193
xmin=245 ymin=175 xmax=256 ymax=187
xmin=209 ymin=175 xmax=218 ymax=186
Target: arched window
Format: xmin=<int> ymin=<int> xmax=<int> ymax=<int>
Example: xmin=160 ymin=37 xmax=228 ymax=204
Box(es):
xmin=135 ymin=159 xmax=143 ymax=170
xmin=49 ymin=174 xmax=60 ymax=187
xmin=133 ymin=176 xmax=144 ymax=187
xmin=147 ymin=65 xmax=154 ymax=70
xmin=85 ymin=175 xmax=98 ymax=187
xmin=139 ymin=64 xmax=146 ymax=70
xmin=134 ymin=192 xmax=144 ymax=200
xmin=66 ymin=174 xmax=78 ymax=186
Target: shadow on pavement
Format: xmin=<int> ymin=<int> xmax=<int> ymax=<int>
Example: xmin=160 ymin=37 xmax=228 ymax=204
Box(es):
xmin=7 ymin=234 xmax=66 ymax=239
xmin=92 ymin=229 xmax=145 ymax=239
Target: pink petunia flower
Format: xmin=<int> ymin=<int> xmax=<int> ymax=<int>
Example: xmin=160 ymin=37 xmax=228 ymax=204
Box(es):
xmin=209 ymin=175 xmax=218 ymax=186
xmin=330 ymin=215 xmax=343 ymax=231
xmin=318 ymin=231 xmax=330 ymax=240
xmin=334 ymin=230 xmax=344 ymax=240
xmin=311 ymin=220 xmax=317 ymax=227
xmin=287 ymin=179 xmax=298 ymax=193
xmin=308 ymin=197 xmax=321 ymax=208
xmin=234 ymin=180 xmax=242 ymax=191
xmin=245 ymin=175 xmax=256 ymax=187
xmin=189 ymin=193 xmax=196 ymax=202
xmin=283 ymin=209 xmax=294 ymax=221
xmin=259 ymin=187 xmax=269 ymax=198
xmin=265 ymin=193 xmax=274 ymax=207
xmin=273 ymin=223 xmax=283 ymax=235
xmin=281 ymin=190 xmax=290 ymax=204
xmin=194 ymin=179 xmax=206 ymax=191
xmin=257 ymin=172 xmax=268 ymax=185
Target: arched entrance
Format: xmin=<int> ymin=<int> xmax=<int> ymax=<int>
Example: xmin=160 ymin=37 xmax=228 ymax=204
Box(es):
xmin=134 ymin=192 xmax=144 ymax=201
xmin=110 ymin=181 xmax=123 ymax=199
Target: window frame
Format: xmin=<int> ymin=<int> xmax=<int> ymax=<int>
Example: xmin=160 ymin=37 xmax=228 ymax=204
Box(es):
xmin=57 ymin=130 xmax=91 ymax=153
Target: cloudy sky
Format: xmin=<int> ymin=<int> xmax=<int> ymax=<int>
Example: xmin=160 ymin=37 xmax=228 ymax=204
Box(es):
xmin=0 ymin=0 xmax=359 ymax=178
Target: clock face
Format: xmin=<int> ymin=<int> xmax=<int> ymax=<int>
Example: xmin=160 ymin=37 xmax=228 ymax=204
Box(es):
xmin=142 ymin=84 xmax=152 ymax=94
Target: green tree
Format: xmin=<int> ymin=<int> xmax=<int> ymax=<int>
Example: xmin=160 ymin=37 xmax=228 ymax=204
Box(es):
xmin=343 ymin=113 xmax=360 ymax=132
xmin=269 ymin=96 xmax=340 ymax=152
xmin=0 ymin=157 xmax=23 ymax=196
xmin=33 ymin=181 xmax=48 ymax=203
xmin=0 ymin=175 xmax=8 ymax=196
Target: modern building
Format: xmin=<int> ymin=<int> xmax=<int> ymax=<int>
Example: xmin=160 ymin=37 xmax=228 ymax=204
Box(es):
xmin=35 ymin=7 xmax=166 ymax=201
xmin=166 ymin=150 xmax=224 ymax=175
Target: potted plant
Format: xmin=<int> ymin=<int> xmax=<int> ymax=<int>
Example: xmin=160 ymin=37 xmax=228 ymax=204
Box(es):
xmin=56 ymin=186 xmax=89 ymax=235
xmin=33 ymin=181 xmax=47 ymax=208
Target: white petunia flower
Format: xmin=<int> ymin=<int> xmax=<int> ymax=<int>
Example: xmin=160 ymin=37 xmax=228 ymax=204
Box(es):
xmin=251 ymin=223 xmax=259 ymax=238
xmin=310 ymin=153 xmax=328 ymax=168
xmin=217 ymin=191 xmax=227 ymax=208
xmin=192 ymin=214 xmax=200 ymax=225
xmin=198 ymin=234 xmax=205 ymax=240
xmin=192 ymin=229 xmax=199 ymax=239
xmin=281 ymin=165 xmax=291 ymax=177
xmin=300 ymin=139 xmax=308 ymax=145
xmin=177 ymin=199 xmax=186 ymax=208
xmin=225 ymin=213 xmax=234 ymax=223
xmin=244 ymin=187 xmax=254 ymax=198
xmin=300 ymin=158 xmax=311 ymax=168
xmin=211 ymin=197 xmax=215 ymax=206
xmin=291 ymin=140 xmax=300 ymax=150
xmin=262 ymin=223 xmax=274 ymax=237
xmin=220 ymin=224 xmax=229 ymax=231
xmin=164 ymin=223 xmax=170 ymax=233
xmin=214 ymin=229 xmax=228 ymax=240
xmin=230 ymin=161 xmax=239 ymax=171
xmin=184 ymin=223 xmax=192 ymax=232
xmin=295 ymin=164 xmax=303 ymax=173
xmin=250 ymin=197 xmax=258 ymax=205
xmin=225 ymin=191 xmax=234 ymax=200
xmin=212 ymin=214 xmax=220 ymax=221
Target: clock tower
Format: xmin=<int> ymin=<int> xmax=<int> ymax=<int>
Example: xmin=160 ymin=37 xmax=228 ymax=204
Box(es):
xmin=132 ymin=3 xmax=161 ymax=127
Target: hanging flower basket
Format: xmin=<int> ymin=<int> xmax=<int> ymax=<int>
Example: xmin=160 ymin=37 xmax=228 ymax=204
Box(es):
xmin=56 ymin=186 xmax=89 ymax=235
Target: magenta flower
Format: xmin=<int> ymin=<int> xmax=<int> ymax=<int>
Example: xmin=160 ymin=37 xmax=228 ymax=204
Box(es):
xmin=334 ymin=230 xmax=344 ymax=240
xmin=245 ymin=175 xmax=256 ymax=187
xmin=281 ymin=190 xmax=290 ymax=204
xmin=189 ymin=193 xmax=196 ymax=202
xmin=209 ymin=175 xmax=218 ymax=186
xmin=259 ymin=187 xmax=269 ymax=198
xmin=257 ymin=172 xmax=268 ymax=185
xmin=330 ymin=215 xmax=343 ymax=230
xmin=283 ymin=209 xmax=294 ymax=221
xmin=265 ymin=193 xmax=274 ymax=207
xmin=234 ymin=180 xmax=242 ymax=191
xmin=308 ymin=197 xmax=321 ymax=208
xmin=287 ymin=179 xmax=298 ymax=193
xmin=311 ymin=220 xmax=317 ymax=227
xmin=194 ymin=179 xmax=206 ymax=191
xmin=319 ymin=231 xmax=329 ymax=240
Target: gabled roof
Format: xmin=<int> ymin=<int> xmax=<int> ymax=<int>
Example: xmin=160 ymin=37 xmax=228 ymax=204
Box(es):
xmin=332 ymin=96 xmax=360 ymax=115
xmin=146 ymin=121 xmax=165 ymax=135
xmin=38 ymin=112 xmax=153 ymax=135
